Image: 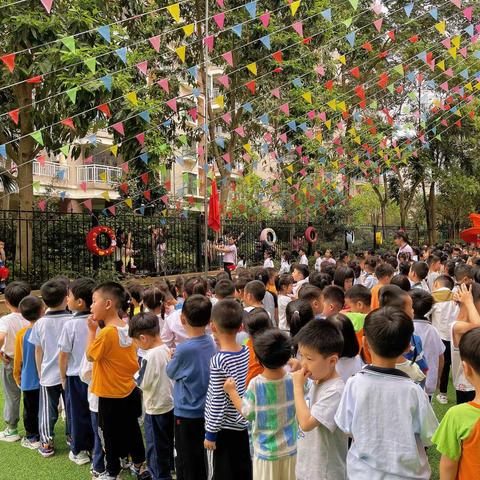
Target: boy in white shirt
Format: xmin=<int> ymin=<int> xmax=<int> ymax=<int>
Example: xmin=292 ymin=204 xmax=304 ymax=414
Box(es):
xmin=335 ymin=307 xmax=438 ymax=479
xmin=263 ymin=251 xmax=274 ymax=269
xmin=130 ymin=312 xmax=174 ymax=480
xmin=298 ymin=248 xmax=309 ymax=266
xmin=0 ymin=281 xmax=31 ymax=442
xmin=314 ymin=250 xmax=322 ymax=272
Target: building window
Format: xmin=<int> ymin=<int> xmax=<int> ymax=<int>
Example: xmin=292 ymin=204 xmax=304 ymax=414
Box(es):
xmin=183 ymin=172 xmax=198 ymax=196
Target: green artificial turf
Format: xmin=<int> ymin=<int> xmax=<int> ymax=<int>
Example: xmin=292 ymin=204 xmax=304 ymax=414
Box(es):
xmin=0 ymin=382 xmax=454 ymax=479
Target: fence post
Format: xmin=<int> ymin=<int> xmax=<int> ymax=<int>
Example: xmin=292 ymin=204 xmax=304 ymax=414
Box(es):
xmin=373 ymin=224 xmax=377 ymax=251
xmin=195 ymin=213 xmax=203 ymax=272
xmin=92 ymin=214 xmax=99 ymax=272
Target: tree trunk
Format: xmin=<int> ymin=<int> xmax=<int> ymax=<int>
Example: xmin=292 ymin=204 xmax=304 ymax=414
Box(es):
xmin=428 ymin=181 xmax=437 ymax=243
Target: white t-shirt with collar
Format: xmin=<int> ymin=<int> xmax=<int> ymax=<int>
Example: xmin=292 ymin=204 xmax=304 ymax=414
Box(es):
xmin=0 ymin=312 xmax=28 ymax=358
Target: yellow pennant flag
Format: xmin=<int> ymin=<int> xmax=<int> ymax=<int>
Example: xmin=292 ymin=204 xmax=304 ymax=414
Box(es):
xmin=348 ymin=127 xmax=356 ymax=136
xmin=455 ymin=109 xmax=462 ymax=117
xmin=448 ymin=47 xmax=457 ymax=59
xmin=182 ymin=23 xmax=195 ymax=37
xmin=354 ymin=135 xmax=361 ymax=144
xmin=325 ymin=119 xmax=332 ymax=130
xmin=99 ymin=171 xmax=107 ymax=182
xmin=437 ymin=60 xmax=445 ymax=71
xmin=465 ymin=82 xmax=473 ymax=91
xmin=110 ymin=145 xmax=118 ymax=157
xmin=302 ymin=92 xmax=312 ymax=103
xmin=302 ymin=187 xmax=307 ymax=195
xmin=125 ymin=92 xmax=138 ymax=106
xmin=290 ymin=0 xmax=301 ymax=16
xmin=337 ymin=101 xmax=347 ymax=112
xmin=214 ymin=95 xmax=224 ymax=108
xmin=435 ymin=20 xmax=446 ymax=35
xmin=476 ymin=82 xmax=480 ymax=91
xmin=175 ymin=45 xmax=186 ymax=63
xmin=167 ymin=3 xmax=180 ymax=22
xmin=286 ymin=164 xmax=294 ymax=173
xmin=315 ymin=132 xmax=323 ymax=143
xmin=286 ymin=176 xmax=292 ymax=185
xmin=354 ymin=154 xmax=359 ymax=163
xmin=452 ymin=35 xmax=461 ymax=48
xmin=338 ymin=55 xmax=346 ymax=65
xmin=124 ymin=198 xmax=133 ymax=208
xmin=327 ymin=99 xmax=337 ymax=111
xmin=246 ymin=63 xmax=257 ymax=75
xmin=243 ymin=143 xmax=252 ymax=154
xmin=101 ymin=191 xmax=110 ymax=201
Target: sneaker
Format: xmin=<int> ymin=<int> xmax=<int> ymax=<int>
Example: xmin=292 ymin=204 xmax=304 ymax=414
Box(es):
xmin=436 ymin=393 xmax=448 ymax=405
xmin=96 ymin=473 xmax=119 ymax=480
xmin=38 ymin=442 xmax=55 ymax=457
xmin=69 ymin=450 xmax=91 ymax=465
xmin=0 ymin=427 xmax=20 ymax=442
xmin=91 ymin=471 xmax=106 ymax=479
xmin=120 ymin=457 xmax=132 ymax=470
xmin=21 ymin=436 xmax=41 ymax=449
xmin=130 ymin=463 xmax=152 ymax=479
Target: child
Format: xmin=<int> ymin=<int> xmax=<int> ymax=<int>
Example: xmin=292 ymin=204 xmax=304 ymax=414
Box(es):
xmin=335 ymin=307 xmax=439 ymax=479
xmin=143 ymin=286 xmax=166 ymax=333
xmin=58 ymin=277 xmax=96 ymax=465
xmin=277 ymin=274 xmax=294 ymax=331
xmin=86 ymin=282 xmax=148 ymax=478
xmin=432 ymin=327 xmax=480 ymax=479
xmin=370 ymin=263 xmax=394 ymax=310
xmin=166 ymin=294 xmax=216 ymax=480
xmin=409 ymin=262 xmax=430 ymax=291
xmin=362 ymin=258 xmax=378 ymax=290
xmin=293 ymin=320 xmax=347 ymax=480
xmin=410 ymin=289 xmax=445 ymax=400
xmin=344 ymin=285 xmax=371 ymax=363
xmin=129 ymin=312 xmax=174 ymax=480
xmin=225 ymin=329 xmax=297 ymax=479
xmin=426 ymin=254 xmax=442 ymax=291
xmin=28 ymin=279 xmax=72 ymax=457
xmin=292 ymin=264 xmax=309 ymax=297
xmin=255 ymin=269 xmax=277 ymax=325
xmin=243 ymin=280 xmax=269 ymax=318
xmin=13 ymin=295 xmax=44 ymax=449
xmin=298 ymin=284 xmax=323 ymax=318
xmin=237 ymin=254 xmax=246 ymax=269
xmin=0 ymin=281 xmax=31 ymax=442
xmin=314 ymin=250 xmax=322 ymax=272
xmin=431 ymin=275 xmax=458 ymax=404
xmin=286 ymin=300 xmax=314 ymax=342
xmin=318 ymin=285 xmax=344 ymax=319
xmin=390 ymin=273 xmax=412 ymax=292
xmin=204 ymin=299 xmax=252 ymax=480
xmin=263 ymin=251 xmax=274 ymax=269
xmin=298 ymin=248 xmax=308 ymax=266
xmin=214 ymin=279 xmax=235 ymax=302
xmin=279 ymin=250 xmax=292 ymax=275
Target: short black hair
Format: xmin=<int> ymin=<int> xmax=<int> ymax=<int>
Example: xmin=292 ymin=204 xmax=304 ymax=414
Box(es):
xmin=427 ymin=254 xmax=442 ymax=267
xmin=182 ymin=294 xmax=212 ymax=327
xmin=70 ymin=278 xmax=97 ymax=309
xmin=328 ymin=313 xmax=359 ymax=358
xmin=364 ymin=307 xmax=414 ymax=359
xmin=309 ymin=271 xmax=332 ymax=290
xmin=4 ymin=281 xmax=31 ymax=308
xmin=215 ymin=279 xmax=235 ymax=299
xmin=379 ymin=284 xmax=409 ymax=309
xmin=455 ymin=263 xmax=475 ymax=282
xmin=321 ymin=263 xmax=336 ymax=278
xmin=129 ymin=311 xmax=160 ymax=338
xmin=93 ymin=282 xmax=127 ymax=310
xmin=211 ymin=298 xmax=244 ymax=332
xmin=459 ymin=327 xmax=480 ymax=375
xmin=41 ymin=279 xmax=68 ymax=308
xmin=253 ymin=330 xmax=292 ymax=369
xmin=143 ymin=287 xmax=164 ymax=311
xmin=333 ymin=267 xmax=355 ymax=290
xmin=434 ymin=274 xmax=454 ymax=290
xmin=216 ymin=271 xmax=230 ymax=282
xmin=298 ymin=284 xmax=322 ymax=302
xmin=390 ymin=274 xmax=411 ymax=292
xmin=445 ymin=260 xmax=457 ymax=278
xmin=375 ymin=263 xmax=395 ymax=280
xmin=244 ymin=309 xmax=271 ymax=337
xmin=185 ymin=277 xmax=208 ymax=296
xmin=409 ymin=289 xmax=434 ymax=319
xmin=245 ymin=280 xmax=266 ymax=302
xmin=344 ymin=285 xmax=371 ymax=306
xmin=322 ymin=285 xmax=345 ymax=309
xmin=276 ymin=274 xmax=294 ymax=292
xmin=19 ymin=295 xmax=43 ymax=322
xmin=294 ymin=319 xmax=344 ymax=357
xmin=410 ymin=262 xmax=429 ymax=281
xmin=254 ymin=268 xmax=269 ymax=286
xmin=384 ymin=256 xmax=398 ymax=270
xmin=398 ymin=262 xmax=411 ymax=276
xmin=293 ymin=264 xmax=309 ymax=279
xmin=286 ymin=299 xmax=313 ymax=338
xmin=235 ymin=276 xmax=250 ymax=292
xmin=126 ymin=282 xmax=144 ymax=304
xmin=365 ymin=258 xmax=377 ymax=271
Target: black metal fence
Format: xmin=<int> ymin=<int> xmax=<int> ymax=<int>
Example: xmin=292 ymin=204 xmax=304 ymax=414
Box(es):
xmin=0 ymin=209 xmax=431 ymax=288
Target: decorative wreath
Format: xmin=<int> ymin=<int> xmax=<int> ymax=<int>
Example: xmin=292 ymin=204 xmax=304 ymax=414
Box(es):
xmin=0 ymin=266 xmax=9 ymax=281
xmin=305 ymin=226 xmax=318 ymax=243
xmin=86 ymin=226 xmax=117 ymax=256
xmin=260 ymin=228 xmax=277 ymax=246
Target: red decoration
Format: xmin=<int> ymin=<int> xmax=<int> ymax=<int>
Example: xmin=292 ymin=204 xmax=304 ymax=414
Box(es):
xmin=208 ymin=180 xmax=221 ymax=232
xmin=86 ymin=226 xmax=116 ymax=256
xmin=0 ymin=266 xmax=9 ymax=281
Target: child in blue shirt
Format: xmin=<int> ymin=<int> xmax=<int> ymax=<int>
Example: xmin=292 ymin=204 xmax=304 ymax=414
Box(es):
xmin=13 ymin=295 xmax=44 ymax=449
xmin=166 ymin=294 xmax=216 ymax=480
xmin=58 ymin=278 xmax=97 ymax=466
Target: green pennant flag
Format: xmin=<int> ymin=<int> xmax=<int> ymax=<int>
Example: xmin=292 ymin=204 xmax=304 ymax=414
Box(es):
xmin=369 ymin=100 xmax=378 ymax=110
xmin=61 ymin=36 xmax=76 ymax=53
xmin=66 ymin=87 xmax=78 ymax=104
xmin=435 ymin=134 xmax=442 ymax=141
xmin=348 ymin=0 xmax=359 ymax=9
xmin=420 ymin=121 xmax=426 ymax=129
xmin=178 ymin=134 xmax=188 ymax=145
xmin=33 ymin=181 xmax=41 ymax=191
xmin=393 ymin=64 xmax=404 ymax=76
xmin=159 ymin=164 xmax=167 ymax=178
xmin=342 ymin=18 xmax=353 ymax=28
xmin=407 ymin=92 xmax=416 ymax=101
xmin=387 ymin=83 xmax=395 ymax=94
xmin=30 ymin=131 xmax=44 ymax=146
xmin=60 ymin=145 xmax=70 ymax=156
xmin=84 ymin=58 xmax=96 ymax=73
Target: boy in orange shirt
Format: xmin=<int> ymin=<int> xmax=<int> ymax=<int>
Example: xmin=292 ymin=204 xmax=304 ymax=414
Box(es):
xmin=86 ymin=282 xmax=148 ymax=479
xmin=370 ymin=264 xmax=395 ymax=310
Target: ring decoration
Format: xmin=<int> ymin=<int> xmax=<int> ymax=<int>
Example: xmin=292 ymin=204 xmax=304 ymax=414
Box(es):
xmin=260 ymin=228 xmax=277 ymax=246
xmin=86 ymin=226 xmax=117 ymax=256
xmin=305 ymin=226 xmax=318 ymax=243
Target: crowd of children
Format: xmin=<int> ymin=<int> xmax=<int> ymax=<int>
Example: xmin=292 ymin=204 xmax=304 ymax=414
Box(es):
xmin=1 ymin=236 xmax=480 ymax=479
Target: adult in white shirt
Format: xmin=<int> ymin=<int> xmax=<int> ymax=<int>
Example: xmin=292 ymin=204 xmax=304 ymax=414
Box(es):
xmin=394 ymin=231 xmax=414 ymax=262
xmin=214 ymin=235 xmax=237 ymax=279
xmin=298 ymin=248 xmax=309 ymax=266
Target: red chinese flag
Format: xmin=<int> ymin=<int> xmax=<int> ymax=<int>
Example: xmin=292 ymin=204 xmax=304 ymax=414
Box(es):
xmin=208 ymin=180 xmax=221 ymax=232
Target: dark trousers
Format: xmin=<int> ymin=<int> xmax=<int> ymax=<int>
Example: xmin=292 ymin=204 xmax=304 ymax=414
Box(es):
xmin=98 ymin=388 xmax=145 ymax=476
xmin=223 ymin=263 xmax=234 ymax=280
xmin=456 ymin=389 xmax=475 ymax=405
xmin=65 ymin=375 xmax=94 ymax=454
xmin=144 ymin=410 xmax=174 ymax=480
xmin=91 ymin=412 xmax=105 ymax=474
xmin=23 ymin=389 xmax=39 ymax=440
xmin=439 ymin=340 xmax=451 ymax=394
xmin=39 ymin=384 xmax=66 ymax=445
xmin=206 ymin=428 xmax=252 ymax=480
xmin=174 ymin=416 xmax=207 ymax=480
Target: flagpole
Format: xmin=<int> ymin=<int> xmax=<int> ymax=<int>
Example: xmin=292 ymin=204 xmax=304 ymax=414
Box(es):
xmin=203 ymin=0 xmax=209 ymax=278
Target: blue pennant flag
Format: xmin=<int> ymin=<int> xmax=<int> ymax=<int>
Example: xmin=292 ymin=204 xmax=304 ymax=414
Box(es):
xmin=460 ymin=68 xmax=469 ymax=79
xmin=404 ymin=3 xmax=414 ymax=17
xmin=102 ymin=208 xmax=108 ymax=216
xmin=259 ymin=113 xmax=269 ymax=125
xmin=406 ymin=72 xmax=416 ymax=83
xmin=261 ymin=143 xmax=269 ymax=154
xmin=57 ymin=169 xmax=65 ymax=180
xmin=298 ymin=122 xmax=308 ymax=132
xmin=259 ymin=35 xmax=271 ymax=49
xmin=345 ymin=31 xmax=356 ymax=48
xmin=139 ymin=110 xmax=151 ymax=123
xmin=417 ymin=51 xmax=427 ymax=62
xmin=140 ymin=152 xmax=149 ymax=164
xmin=242 ymin=102 xmax=253 ymax=113
xmin=187 ymin=65 xmax=198 ymax=80
xmin=192 ymin=87 xmax=201 ymax=98
xmin=176 ymin=156 xmax=184 ymax=167
xmin=321 ymin=8 xmax=332 ymax=22
xmin=245 ymin=1 xmax=257 ymax=19
xmin=428 ymin=7 xmax=438 ymax=20
xmin=88 ymin=134 xmax=97 ymax=145
xmin=115 ymin=47 xmax=127 ymax=64
xmin=287 ymin=121 xmax=297 ymax=131
xmin=215 ymin=137 xmax=225 ymax=149
xmin=232 ymin=23 xmax=243 ymax=38
xmin=100 ymin=74 xmax=112 ymax=92
xmin=139 ymin=206 xmax=145 ymax=215
xmin=97 ymin=25 xmax=111 ymax=43
xmin=465 ymin=25 xmax=474 ymax=37
xmin=285 ymin=142 xmax=293 ymax=151
xmin=292 ymin=77 xmax=303 ymax=88
xmin=60 ymin=191 xmax=66 ymax=200
xmin=0 ymin=145 xmax=6 ymax=159
xmin=225 ymin=163 xmax=232 ymax=172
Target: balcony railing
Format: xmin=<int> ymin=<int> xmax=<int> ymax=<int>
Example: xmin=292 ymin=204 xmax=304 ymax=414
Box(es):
xmin=33 ymin=160 xmax=69 ymax=180
xmin=76 ymin=164 xmax=122 ymax=184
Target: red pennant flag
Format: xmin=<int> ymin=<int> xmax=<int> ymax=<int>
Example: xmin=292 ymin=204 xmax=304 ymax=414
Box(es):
xmin=60 ymin=118 xmax=75 ymax=130
xmin=111 ymin=122 xmax=125 ymax=136
xmin=387 ymin=30 xmax=395 ymax=41
xmin=26 ymin=75 xmax=43 ymax=84
xmin=144 ymin=190 xmax=151 ymax=201
xmin=120 ymin=182 xmax=129 ymax=193
xmin=325 ymin=79 xmax=334 ymax=90
xmin=136 ymin=133 xmax=145 ymax=146
xmin=107 ymin=205 xmax=116 ymax=216
xmin=37 ymin=155 xmax=46 ymax=167
xmin=140 ymin=172 xmax=149 ymax=185
xmin=188 ymin=108 xmax=198 ymax=121
xmin=362 ymin=42 xmax=373 ymax=52
xmin=84 ymin=155 xmax=93 ymax=164
xmin=158 ymin=78 xmax=169 ymax=93
xmin=409 ymin=35 xmax=419 ymax=43
xmin=8 ymin=109 xmax=19 ymax=125
xmin=272 ymin=51 xmax=283 ymax=63
xmin=97 ymin=104 xmax=111 ymax=118
xmin=208 ymin=180 xmax=221 ymax=232
xmin=350 ymin=66 xmax=360 ymax=78
xmin=121 ymin=163 xmax=129 ymax=173
xmin=149 ymin=35 xmax=161 ymax=52
xmin=222 ymin=51 xmax=233 ymax=66
xmin=378 ymin=72 xmax=389 ymax=89
xmin=83 ymin=199 xmax=93 ymax=212
xmin=246 ymin=81 xmax=256 ymax=94
xmin=80 ymin=181 xmax=87 ymax=192
xmin=1 ymin=54 xmax=15 ymax=73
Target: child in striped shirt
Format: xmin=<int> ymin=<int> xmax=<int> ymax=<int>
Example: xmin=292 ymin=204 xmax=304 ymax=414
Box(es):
xmin=204 ymin=299 xmax=252 ymax=480
xmin=225 ymin=329 xmax=297 ymax=480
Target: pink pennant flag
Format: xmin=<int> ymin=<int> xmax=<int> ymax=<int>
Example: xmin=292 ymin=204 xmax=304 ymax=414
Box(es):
xmin=222 ymin=51 xmax=233 ymax=66
xmin=217 ymin=74 xmax=230 ymax=87
xmin=264 ymin=132 xmax=272 ymax=143
xmin=149 ymin=35 xmax=161 ymax=52
xmin=319 ymin=111 xmax=327 ymax=121
xmin=136 ymin=61 xmax=148 ymax=75
xmin=187 ymin=108 xmax=197 ymax=121
xmin=445 ymin=68 xmax=454 ymax=77
xmin=372 ymin=3 xmax=383 ymax=14
xmin=216 ymin=0 xmax=224 ymax=7
xmin=441 ymin=38 xmax=451 ymax=49
xmin=38 ymin=200 xmax=46 ymax=212
xmin=79 ymin=181 xmax=87 ymax=192
xmin=83 ymin=199 xmax=93 ymax=212
xmin=260 ymin=12 xmax=270 ymax=27
xmin=463 ymin=6 xmax=473 ymax=21
xmin=450 ymin=0 xmax=461 ymax=8
xmin=279 ymin=103 xmax=290 ymax=115
xmin=204 ymin=35 xmax=215 ymax=51
xmin=279 ymin=133 xmax=288 ymax=143
xmin=242 ymin=153 xmax=251 ymax=162
xmin=459 ymin=47 xmax=467 ymax=58
xmin=157 ymin=78 xmax=169 ymax=93
xmin=306 ymin=130 xmax=314 ymax=139
xmin=221 ymin=112 xmax=232 ymax=124
xmin=107 ymin=205 xmax=116 ymax=216
xmin=373 ymin=18 xmax=383 ymax=32
xmin=166 ymin=98 xmax=177 ymax=112
xmin=222 ymin=153 xmax=231 ymax=163
xmin=136 ymin=133 xmax=145 ymax=146
xmin=40 ymin=0 xmax=53 ymax=13
xmin=307 ymin=110 xmax=316 ymax=120
xmin=197 ymin=145 xmax=204 ymax=156
xmin=296 ymin=146 xmax=302 ymax=155
xmin=234 ymin=126 xmax=245 ymax=137
xmin=292 ymin=21 xmax=303 ymax=37
xmin=84 ymin=155 xmax=93 ymax=164
xmin=213 ymin=12 xmax=225 ymax=29
xmin=271 ymin=87 xmax=281 ymax=98
xmin=161 ymin=194 xmax=169 ymax=204
xmin=315 ymin=65 xmax=325 ymax=76
xmin=111 ymin=122 xmax=125 ymax=136
xmin=440 ymin=81 xmax=449 ymax=91
xmin=121 ymin=163 xmax=129 ymax=173
xmin=441 ymin=119 xmax=448 ymax=127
